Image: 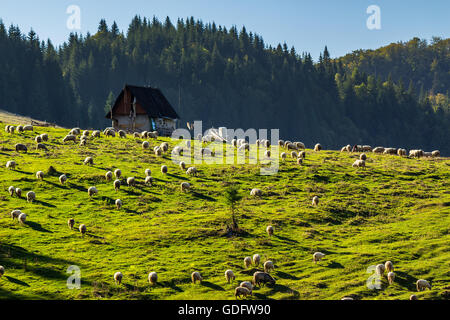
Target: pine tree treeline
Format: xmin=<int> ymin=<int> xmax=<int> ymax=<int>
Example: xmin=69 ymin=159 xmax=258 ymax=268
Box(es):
xmin=0 ymin=16 xmax=449 ymax=154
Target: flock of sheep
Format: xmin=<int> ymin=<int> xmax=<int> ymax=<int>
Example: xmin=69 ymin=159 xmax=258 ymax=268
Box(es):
xmin=1 ymin=123 xmax=439 ymax=300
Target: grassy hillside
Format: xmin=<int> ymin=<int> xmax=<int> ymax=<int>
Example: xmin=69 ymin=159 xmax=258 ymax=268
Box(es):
xmin=0 ymin=123 xmax=449 ymax=300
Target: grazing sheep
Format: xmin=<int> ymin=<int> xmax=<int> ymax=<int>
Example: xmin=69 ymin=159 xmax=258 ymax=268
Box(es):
xmin=286 ymin=143 xmax=297 ymax=151
xmin=181 ymin=182 xmax=191 ymax=192
xmin=18 ymin=213 xmax=27 ymax=224
xmin=127 ymin=177 xmax=136 ymax=187
xmin=68 ymin=218 xmax=75 ymax=230
xmin=384 ymin=148 xmax=398 ymax=155
xmin=115 ymin=199 xmax=123 ymax=210
xmin=40 ymin=133 xmax=49 ymax=142
xmin=79 ymin=140 xmax=87 ymax=147
xmin=27 ymin=191 xmax=36 ymax=203
xmin=266 ymin=226 xmax=274 ymax=237
xmin=145 ymin=169 xmax=152 ymax=177
xmin=148 ymin=272 xmax=158 ymax=285
xmin=373 ymin=147 xmax=385 ymax=154
xmin=341 ymin=297 xmax=354 ymax=300
xmin=312 ymin=196 xmax=319 ymax=206
xmin=252 ymin=272 xmax=276 ymax=287
xmin=11 ymin=210 xmax=21 ymax=220
xmin=410 ymin=295 xmax=418 ymax=300
xmin=114 ymin=169 xmax=122 ymax=179
xmin=8 ymin=126 xmax=15 ymax=134
xmin=416 ymin=279 xmax=431 ymax=291
xmin=36 ymin=143 xmax=48 ymax=151
xmin=114 ymin=180 xmax=121 ymax=191
xmin=114 ymin=272 xmax=123 ymax=285
xmin=295 ymin=142 xmax=305 ymax=150
xmin=161 ymin=165 xmax=168 ymax=174
xmin=92 ymin=130 xmax=101 ymax=138
xmin=264 ymin=261 xmax=274 ymax=273
xmin=264 ymin=150 xmax=271 ymax=158
xmin=59 ymin=174 xmax=67 ymax=185
xmin=314 ymin=143 xmax=322 ymax=152
xmin=105 ymin=171 xmax=113 ymax=181
xmin=84 ymin=157 xmax=94 ymax=166
xmin=8 ymin=186 xmax=15 ymax=197
xmin=104 ymin=129 xmax=115 ymax=137
xmin=6 ymin=161 xmax=17 ymax=170
xmin=298 ymin=151 xmax=306 ymax=159
xmin=15 ymin=144 xmax=28 ymax=153
xmin=118 ymin=130 xmax=126 ymax=138
xmin=375 ymin=264 xmax=385 ymax=276
xmin=15 ymin=188 xmax=22 ymax=198
xmin=160 ymin=142 xmax=169 ymax=152
xmin=244 ymin=257 xmax=252 ymax=269
xmin=79 ymin=224 xmax=87 ymax=235
xmin=387 ymin=272 xmax=395 ymax=285
xmin=23 ymin=125 xmax=33 ymax=131
xmin=264 ymin=140 xmax=271 ymax=148
xmin=362 ymin=145 xmax=372 ymax=152
xmin=145 ymin=176 xmax=153 ymax=186
xmin=186 ymin=167 xmax=198 ymax=176
xmin=63 ymin=135 xmax=76 ymax=143
xmin=253 ymin=254 xmax=261 ymax=266
xmin=17 ymin=125 xmax=24 ymax=133
xmin=409 ymin=149 xmax=424 ymax=158
xmin=278 ymin=140 xmax=285 ymax=147
xmin=352 ymin=159 xmax=366 ymax=168
xmin=142 ymin=141 xmax=150 ymax=149
xmin=398 ymin=149 xmax=407 ymax=156
xmin=172 ymin=146 xmax=184 ymax=156
xmin=291 ymin=151 xmax=298 ymax=159
xmin=385 ymin=261 xmax=394 ymax=273
xmin=5 ymin=125 xmax=10 ymax=133
xmin=154 ymin=147 xmax=162 ymax=157
xmin=36 ymin=171 xmax=44 ymax=180
xmin=423 ymin=152 xmax=432 ymax=157
xmin=141 ymin=131 xmax=148 ymax=139
xmin=297 ymin=158 xmax=303 ymax=166
xmin=360 ymin=153 xmax=367 ymax=161
xmin=70 ymin=128 xmax=80 ymax=136
xmin=88 ymin=186 xmax=98 ymax=198
xmin=432 ymin=150 xmax=440 ymax=157
xmin=240 ymin=281 xmax=253 ymax=293
xmin=148 ymin=131 xmax=158 ymax=139
xmin=191 ymin=272 xmax=203 ymax=284
xmin=235 ymin=286 xmax=251 ymax=299
xmin=225 ymin=270 xmax=235 ymax=283
xmin=179 ymin=162 xmax=186 ymax=170
xmin=280 ymin=152 xmax=287 ymax=161
xmin=0 ymin=266 xmax=4 ymax=278
xmin=250 ymin=189 xmax=262 ymax=197
xmin=313 ymin=252 xmax=326 ymax=264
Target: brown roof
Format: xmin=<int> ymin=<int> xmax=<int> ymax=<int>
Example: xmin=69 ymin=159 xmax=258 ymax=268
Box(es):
xmin=106 ymin=85 xmax=179 ymax=119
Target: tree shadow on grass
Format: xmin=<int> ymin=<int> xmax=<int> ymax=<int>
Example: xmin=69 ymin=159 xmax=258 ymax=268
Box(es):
xmin=191 ymin=191 xmax=216 ymax=202
xmin=395 ymin=271 xmax=419 ymax=291
xmin=13 ymin=169 xmax=32 ymax=175
xmin=26 ymin=221 xmax=53 ymax=233
xmin=201 ymin=281 xmax=225 ymax=291
xmin=5 ymin=276 xmax=30 ymax=287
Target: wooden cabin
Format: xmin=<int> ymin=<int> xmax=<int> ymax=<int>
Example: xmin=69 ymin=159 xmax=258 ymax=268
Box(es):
xmin=105 ymin=85 xmax=179 ymax=136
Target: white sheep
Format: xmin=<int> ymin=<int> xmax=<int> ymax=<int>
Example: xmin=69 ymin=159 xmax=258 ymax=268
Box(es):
xmin=264 ymin=261 xmax=274 ymax=273
xmin=298 ymin=151 xmax=306 ymax=159
xmin=297 ymin=158 xmax=303 ymax=166
xmin=352 ymin=159 xmax=366 ymax=168
xmin=291 ymin=151 xmax=298 ymax=159
xmin=11 ymin=210 xmax=22 ymax=220
xmin=160 ymin=142 xmax=169 ymax=152
xmin=250 ymin=189 xmax=262 ymax=197
xmin=0 ymin=266 xmax=5 ymax=278
xmin=105 ymin=171 xmax=113 ymax=181
xmin=145 ymin=176 xmax=153 ymax=186
xmin=88 ymin=186 xmax=98 ymax=198
xmin=161 ymin=165 xmax=168 ymax=174
xmin=84 ymin=157 xmax=94 ymax=166
xmin=387 ymin=272 xmax=395 ymax=285
xmin=92 ymin=130 xmax=101 ymax=138
xmin=63 ymin=135 xmax=77 ymax=143
xmin=410 ymin=295 xmax=418 ymax=300
xmin=280 ymin=152 xmax=287 ymax=161
xmin=27 ymin=191 xmax=36 ymax=203
xmin=154 ymin=147 xmax=162 ymax=156
xmin=235 ymin=286 xmax=252 ymax=299
xmin=385 ymin=261 xmax=394 ymax=273
xmin=148 ymin=272 xmax=158 ymax=285
xmin=114 ymin=272 xmax=123 ymax=285
xmin=6 ymin=161 xmax=17 ymax=170
xmin=68 ymin=218 xmax=75 ymax=230
xmin=225 ymin=270 xmax=235 ymax=283
xmin=114 ymin=179 xmax=121 ymax=191
xmin=373 ymin=147 xmax=385 ymax=153
xmin=416 ymin=279 xmax=431 ymax=291
xmin=375 ymin=264 xmax=385 ymax=276
xmin=360 ymin=153 xmax=367 ymax=161
xmin=266 ymin=226 xmax=274 ymax=237
xmin=115 ymin=199 xmax=123 ymax=210
xmin=295 ymin=142 xmax=305 ymax=149
xmin=8 ymin=186 xmax=15 ymax=197
xmin=40 ymin=133 xmax=49 ymax=142
xmin=186 ymin=167 xmax=198 ymax=176
xmin=118 ymin=130 xmax=126 ymax=138
xmin=35 ymin=135 xmax=42 ymax=144
xmin=191 ymin=271 xmax=203 ymax=284
xmin=18 ymin=212 xmax=27 ymax=224
xmin=79 ymin=224 xmax=87 ymax=235
xmin=145 ymin=169 xmax=152 ymax=177
xmin=313 ymin=252 xmax=326 ymax=264
xmin=264 ymin=150 xmax=271 ymax=158
xmin=23 ymin=125 xmax=33 ymax=131
xmin=179 ymin=161 xmax=186 ymax=170
xmin=244 ymin=257 xmax=252 ymax=269
xmin=253 ymin=254 xmax=261 ymax=266
xmin=36 ymin=171 xmax=45 ymax=180
xmin=314 ymin=143 xmax=322 ymax=152
xmin=127 ymin=177 xmax=136 ymax=187
xmin=142 ymin=141 xmax=150 ymax=149
xmin=432 ymin=150 xmax=440 ymax=157
xmin=114 ymin=169 xmax=122 ymax=179
xmin=59 ymin=174 xmax=67 ymax=185
xmin=181 ymin=182 xmax=191 ymax=192
xmin=312 ymin=196 xmax=319 ymax=206
xmin=15 ymin=188 xmax=22 ymax=198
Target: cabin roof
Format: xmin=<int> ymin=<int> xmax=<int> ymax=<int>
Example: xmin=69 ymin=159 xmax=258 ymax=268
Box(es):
xmin=105 ymin=85 xmax=179 ymax=119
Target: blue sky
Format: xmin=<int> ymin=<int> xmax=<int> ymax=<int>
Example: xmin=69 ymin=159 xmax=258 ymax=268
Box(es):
xmin=0 ymin=0 xmax=448 ymax=60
